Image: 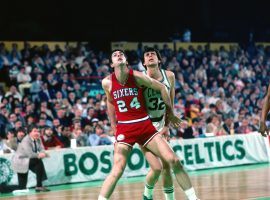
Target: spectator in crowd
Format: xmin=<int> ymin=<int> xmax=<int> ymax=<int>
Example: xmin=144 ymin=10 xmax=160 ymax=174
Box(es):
xmin=5 ymin=85 xmax=22 ymax=101
xmin=236 ymin=118 xmax=253 ymax=134
xmin=0 ymin=134 xmax=14 ymax=154
xmin=183 ymin=118 xmax=204 ymax=139
xmin=88 ymin=124 xmax=112 ymax=146
xmin=71 ymin=120 xmax=88 ymax=147
xmin=17 ymin=67 xmax=32 ymax=95
xmin=30 ymin=74 xmax=43 ymax=102
xmin=222 ymin=114 xmax=235 ymax=135
xmin=205 ymin=114 xmax=226 ymax=136
xmin=56 ymin=126 xmax=71 ymax=148
xmin=4 ymin=129 xmax=18 ymax=151
xmin=0 ymin=41 xmax=268 ymax=142
xmin=11 ymin=125 xmax=50 ymax=192
xmin=41 ymin=126 xmax=64 ymax=150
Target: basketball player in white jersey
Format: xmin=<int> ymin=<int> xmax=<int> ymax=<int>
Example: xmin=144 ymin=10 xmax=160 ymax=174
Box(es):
xmin=141 ymin=47 xmax=198 ymax=200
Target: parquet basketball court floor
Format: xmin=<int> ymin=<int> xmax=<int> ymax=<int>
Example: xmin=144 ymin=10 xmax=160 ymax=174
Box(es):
xmin=1 ymin=163 xmax=270 ymax=200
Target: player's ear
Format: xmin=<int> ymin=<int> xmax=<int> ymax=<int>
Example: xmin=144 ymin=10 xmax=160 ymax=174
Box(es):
xmin=110 ymin=63 xmax=115 ymax=68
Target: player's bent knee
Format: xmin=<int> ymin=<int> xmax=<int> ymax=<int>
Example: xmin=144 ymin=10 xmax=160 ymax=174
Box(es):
xmin=166 ymin=155 xmax=181 ymax=167
xmin=151 ymin=167 xmax=162 ymax=176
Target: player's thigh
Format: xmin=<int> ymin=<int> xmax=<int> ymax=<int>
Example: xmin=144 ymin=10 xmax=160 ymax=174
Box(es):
xmin=145 ymin=134 xmax=177 ymax=164
xmin=113 ymin=143 xmax=132 ymax=169
xmin=141 ymin=145 xmax=162 ymax=171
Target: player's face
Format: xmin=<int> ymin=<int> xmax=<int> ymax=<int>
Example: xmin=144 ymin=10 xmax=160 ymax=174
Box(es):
xmin=111 ymin=51 xmax=127 ymax=67
xmin=143 ymin=51 xmax=159 ymax=67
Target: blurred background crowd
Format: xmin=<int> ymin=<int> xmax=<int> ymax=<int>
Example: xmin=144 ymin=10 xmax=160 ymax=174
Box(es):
xmin=0 ymin=41 xmax=269 ymax=152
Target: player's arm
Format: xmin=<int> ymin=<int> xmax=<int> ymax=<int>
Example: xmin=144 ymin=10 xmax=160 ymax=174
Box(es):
xmin=259 ymin=85 xmax=270 ymax=137
xmin=164 ymin=71 xmax=175 ymax=127
xmin=102 ymin=76 xmax=117 ymax=134
xmin=161 ymin=71 xmax=175 ymax=140
xmin=134 ymin=71 xmax=181 ymax=128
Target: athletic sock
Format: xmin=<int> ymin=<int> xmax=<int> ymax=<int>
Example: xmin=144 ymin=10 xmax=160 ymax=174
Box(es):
xmin=143 ymin=183 xmax=154 ymax=198
xmin=163 ymin=186 xmax=175 ymax=200
xmin=98 ymin=195 xmax=108 ymax=200
xmin=184 ymin=187 xmax=198 ymax=200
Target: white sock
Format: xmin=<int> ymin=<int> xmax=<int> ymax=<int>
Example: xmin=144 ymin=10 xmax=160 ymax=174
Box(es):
xmin=163 ymin=186 xmax=175 ymax=200
xmin=144 ymin=183 xmax=154 ymax=198
xmin=184 ymin=187 xmax=198 ymax=200
xmin=98 ymin=195 xmax=108 ymax=200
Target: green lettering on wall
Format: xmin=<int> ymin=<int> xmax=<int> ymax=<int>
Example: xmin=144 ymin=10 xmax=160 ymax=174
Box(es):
xmin=100 ymin=151 xmax=112 ymax=173
xmin=173 ymin=145 xmax=184 ymax=165
xmin=184 ymin=145 xmax=193 ymax=165
xmin=79 ymin=152 xmax=98 ymax=175
xmin=215 ymin=142 xmax=222 ymax=161
xmin=194 ymin=144 xmax=205 ymax=164
xmin=63 ymin=154 xmax=78 ymax=176
xmin=127 ymin=148 xmax=144 ymax=170
xmin=204 ymin=142 xmax=214 ymax=162
xmin=235 ymin=140 xmax=246 ymax=159
xmin=222 ymin=141 xmax=234 ymax=160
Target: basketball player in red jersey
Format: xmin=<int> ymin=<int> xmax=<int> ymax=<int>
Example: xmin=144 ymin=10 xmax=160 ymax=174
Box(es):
xmin=98 ymin=50 xmax=199 ymax=200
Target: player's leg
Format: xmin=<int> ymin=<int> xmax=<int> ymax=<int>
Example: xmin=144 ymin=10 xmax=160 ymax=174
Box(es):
xmin=98 ymin=143 xmax=132 ymax=200
xmin=141 ymin=146 xmax=162 ymax=200
xmin=161 ymin=158 xmax=175 ymax=200
xmin=145 ymin=134 xmax=199 ymax=200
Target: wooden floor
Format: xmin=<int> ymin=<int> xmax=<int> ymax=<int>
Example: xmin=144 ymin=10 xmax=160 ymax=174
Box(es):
xmin=2 ymin=164 xmax=270 ymax=200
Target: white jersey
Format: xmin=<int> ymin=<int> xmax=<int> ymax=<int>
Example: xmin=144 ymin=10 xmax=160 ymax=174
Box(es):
xmin=143 ymin=69 xmax=171 ymax=131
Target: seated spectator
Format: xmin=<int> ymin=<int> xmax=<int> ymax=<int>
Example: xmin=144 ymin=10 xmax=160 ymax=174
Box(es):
xmin=236 ymin=118 xmax=253 ymax=134
xmin=183 ymin=118 xmax=204 ymax=139
xmin=205 ymin=114 xmax=226 ymax=136
xmin=30 ymin=74 xmax=43 ymax=102
xmin=56 ymin=126 xmax=71 ymax=148
xmin=0 ymin=135 xmax=14 ymax=154
xmin=17 ymin=67 xmax=32 ymax=96
xmin=41 ymin=126 xmax=63 ymax=150
xmin=71 ymin=120 xmax=88 ymax=147
xmin=222 ymin=114 xmax=236 ymax=135
xmin=11 ymin=125 xmax=50 ymax=192
xmin=3 ymin=129 xmax=17 ymax=151
xmin=88 ymin=124 xmax=112 ymax=146
xmin=250 ymin=114 xmax=260 ymax=131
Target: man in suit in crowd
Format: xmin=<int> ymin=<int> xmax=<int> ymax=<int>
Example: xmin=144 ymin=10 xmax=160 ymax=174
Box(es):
xmin=11 ymin=125 xmax=50 ymax=192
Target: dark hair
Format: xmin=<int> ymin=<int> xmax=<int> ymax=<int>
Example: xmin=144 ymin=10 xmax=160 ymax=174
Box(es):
xmin=43 ymin=126 xmax=52 ymax=132
xmin=27 ymin=124 xmax=39 ymax=133
xmin=16 ymin=127 xmax=26 ymax=135
xmin=109 ymin=49 xmax=127 ymax=64
xmin=141 ymin=47 xmax=162 ymax=66
xmin=192 ymin=118 xmax=200 ymax=123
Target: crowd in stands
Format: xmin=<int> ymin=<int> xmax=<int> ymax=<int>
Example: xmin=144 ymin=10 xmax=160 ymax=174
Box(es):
xmin=0 ymin=41 xmax=269 ymax=153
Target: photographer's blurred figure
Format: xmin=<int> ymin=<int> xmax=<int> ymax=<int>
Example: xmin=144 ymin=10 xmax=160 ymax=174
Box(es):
xmin=11 ymin=125 xmax=50 ymax=192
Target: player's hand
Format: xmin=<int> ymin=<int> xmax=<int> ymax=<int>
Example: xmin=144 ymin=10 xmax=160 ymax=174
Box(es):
xmin=168 ymin=113 xmax=183 ymax=128
xmin=259 ymin=121 xmax=269 ymax=137
xmin=159 ymin=126 xmax=170 ymax=142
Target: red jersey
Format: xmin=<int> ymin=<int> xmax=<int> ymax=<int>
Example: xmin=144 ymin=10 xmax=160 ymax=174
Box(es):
xmin=111 ymin=69 xmax=148 ymax=122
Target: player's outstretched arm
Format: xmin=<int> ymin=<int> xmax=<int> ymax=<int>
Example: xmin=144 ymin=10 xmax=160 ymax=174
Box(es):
xmin=259 ymin=85 xmax=270 ymax=137
xmin=134 ymin=71 xmax=181 ymax=128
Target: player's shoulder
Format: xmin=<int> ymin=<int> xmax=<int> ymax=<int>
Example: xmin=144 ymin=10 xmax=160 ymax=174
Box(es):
xmin=102 ymin=75 xmax=112 ymax=88
xmin=163 ymin=69 xmax=175 ymax=79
